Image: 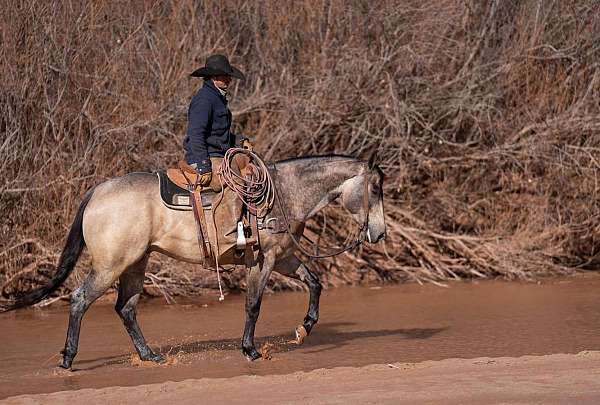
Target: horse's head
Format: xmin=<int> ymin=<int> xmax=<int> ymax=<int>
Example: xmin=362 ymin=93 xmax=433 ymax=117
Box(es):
xmin=340 ymin=155 xmax=386 ymax=244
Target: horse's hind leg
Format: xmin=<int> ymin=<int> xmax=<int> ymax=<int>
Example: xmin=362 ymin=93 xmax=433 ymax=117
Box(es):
xmin=60 ymin=271 xmax=116 ymax=369
xmin=115 ymin=256 xmax=165 ymax=363
xmin=274 ymin=255 xmax=322 ymax=344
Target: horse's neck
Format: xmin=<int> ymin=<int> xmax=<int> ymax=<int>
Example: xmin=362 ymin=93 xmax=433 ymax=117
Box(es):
xmin=273 ymin=157 xmax=363 ymax=221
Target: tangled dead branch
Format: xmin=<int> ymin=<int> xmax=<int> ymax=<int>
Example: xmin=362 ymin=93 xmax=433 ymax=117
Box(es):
xmin=1 ymin=0 xmax=599 ymax=301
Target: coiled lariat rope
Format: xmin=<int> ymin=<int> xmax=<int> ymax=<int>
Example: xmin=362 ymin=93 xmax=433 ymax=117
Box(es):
xmin=218 ymin=148 xmax=275 ymax=217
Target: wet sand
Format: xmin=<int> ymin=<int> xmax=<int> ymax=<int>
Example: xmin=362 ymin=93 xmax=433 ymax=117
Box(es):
xmin=2 ymin=274 xmax=600 ymax=402
xmin=6 ymin=352 xmax=600 ymax=404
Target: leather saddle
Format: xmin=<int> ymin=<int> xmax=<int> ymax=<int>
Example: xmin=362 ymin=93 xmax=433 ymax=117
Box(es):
xmin=156 ymin=158 xmax=253 ymax=266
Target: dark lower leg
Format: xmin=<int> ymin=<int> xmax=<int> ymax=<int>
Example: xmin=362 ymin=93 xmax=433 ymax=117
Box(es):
xmin=115 ymin=262 xmax=164 ymax=363
xmin=241 ymin=257 xmax=273 ymax=361
xmin=60 ymin=279 xmax=107 ymax=370
xmin=115 ymin=294 xmax=164 ymax=363
xmin=273 ymin=256 xmax=322 ymax=344
xmin=242 ymin=295 xmax=262 ymax=360
xmin=299 ymin=265 xmax=322 ymax=335
xmin=60 ymin=288 xmax=87 ymax=369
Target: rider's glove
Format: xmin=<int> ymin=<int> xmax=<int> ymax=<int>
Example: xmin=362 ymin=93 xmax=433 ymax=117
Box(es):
xmin=191 ymin=159 xmax=212 ymax=187
xmin=198 ymin=171 xmax=212 ymax=187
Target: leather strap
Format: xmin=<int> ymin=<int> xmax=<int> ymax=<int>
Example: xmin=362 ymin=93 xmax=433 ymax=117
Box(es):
xmin=249 ymin=209 xmax=259 ymax=245
xmin=243 ymin=208 xmax=259 ymax=246
xmin=191 ymin=190 xmax=211 ymax=259
xmin=178 ymin=160 xmax=202 ymax=191
xmin=178 ymin=160 xmax=198 ymax=174
xmin=240 ymin=163 xmax=259 ymax=247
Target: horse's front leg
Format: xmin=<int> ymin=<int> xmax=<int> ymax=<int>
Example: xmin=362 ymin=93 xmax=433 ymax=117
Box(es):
xmin=294 ymin=262 xmax=321 ymax=344
xmin=274 ymin=255 xmax=322 ymax=344
xmin=242 ymin=252 xmax=275 ymax=361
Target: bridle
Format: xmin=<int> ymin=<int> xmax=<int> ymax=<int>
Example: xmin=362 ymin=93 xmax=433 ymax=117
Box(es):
xmin=272 ymin=164 xmax=371 ymax=259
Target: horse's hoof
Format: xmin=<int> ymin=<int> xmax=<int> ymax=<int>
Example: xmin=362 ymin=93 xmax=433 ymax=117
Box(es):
xmin=293 ymin=325 xmax=308 ymax=345
xmin=141 ymin=352 xmax=166 ymax=364
xmin=58 ymin=360 xmax=72 ymax=370
xmin=242 ymin=347 xmax=262 ymax=361
xmin=59 ymin=352 xmax=74 ymax=370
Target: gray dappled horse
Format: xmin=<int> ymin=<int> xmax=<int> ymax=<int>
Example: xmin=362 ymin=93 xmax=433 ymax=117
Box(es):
xmin=4 ymin=155 xmax=386 ymax=369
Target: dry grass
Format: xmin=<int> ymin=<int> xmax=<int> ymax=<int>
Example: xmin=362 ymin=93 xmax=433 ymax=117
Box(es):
xmin=1 ymin=0 xmax=599 ymax=300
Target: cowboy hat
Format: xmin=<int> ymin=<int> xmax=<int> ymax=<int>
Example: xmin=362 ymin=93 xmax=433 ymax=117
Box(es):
xmin=190 ymin=54 xmax=245 ymax=80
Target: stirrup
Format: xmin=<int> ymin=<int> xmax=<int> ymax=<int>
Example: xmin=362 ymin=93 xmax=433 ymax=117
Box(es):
xmin=236 ymin=221 xmax=246 ymax=249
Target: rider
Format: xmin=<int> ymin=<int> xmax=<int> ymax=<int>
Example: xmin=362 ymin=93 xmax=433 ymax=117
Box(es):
xmin=184 ymin=54 xmax=252 ymax=191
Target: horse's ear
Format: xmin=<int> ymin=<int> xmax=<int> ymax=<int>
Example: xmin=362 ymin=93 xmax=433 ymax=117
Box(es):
xmin=368 ymin=150 xmax=377 ymax=169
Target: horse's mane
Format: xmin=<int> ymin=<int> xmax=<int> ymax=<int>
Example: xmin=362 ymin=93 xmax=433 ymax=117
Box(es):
xmin=274 ymin=154 xmax=360 ymax=165
xmin=271 ymin=154 xmax=384 ymax=186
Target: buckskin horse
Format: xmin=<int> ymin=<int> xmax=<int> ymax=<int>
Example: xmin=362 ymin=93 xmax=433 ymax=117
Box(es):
xmin=2 ymin=154 xmax=386 ymax=369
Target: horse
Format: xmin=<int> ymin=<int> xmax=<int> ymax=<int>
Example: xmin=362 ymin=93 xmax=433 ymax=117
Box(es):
xmin=2 ymin=154 xmax=386 ymax=369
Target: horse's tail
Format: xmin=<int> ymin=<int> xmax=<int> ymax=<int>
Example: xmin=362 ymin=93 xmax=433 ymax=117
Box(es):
xmin=1 ymin=188 xmax=95 ymax=312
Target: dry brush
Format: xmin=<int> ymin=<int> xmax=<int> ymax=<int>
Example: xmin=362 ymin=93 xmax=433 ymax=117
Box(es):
xmin=1 ymin=0 xmax=599 ymax=302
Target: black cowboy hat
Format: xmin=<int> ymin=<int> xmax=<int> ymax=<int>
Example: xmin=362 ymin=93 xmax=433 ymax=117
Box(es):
xmin=190 ymin=54 xmax=245 ymax=80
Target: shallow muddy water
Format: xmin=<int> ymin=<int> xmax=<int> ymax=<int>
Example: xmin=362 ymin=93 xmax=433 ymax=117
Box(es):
xmin=2 ymin=274 xmax=600 ymax=399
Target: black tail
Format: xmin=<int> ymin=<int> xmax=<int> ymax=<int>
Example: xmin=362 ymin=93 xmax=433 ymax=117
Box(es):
xmin=1 ymin=188 xmax=95 ymax=312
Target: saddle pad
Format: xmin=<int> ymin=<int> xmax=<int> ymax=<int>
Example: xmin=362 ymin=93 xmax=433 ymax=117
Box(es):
xmin=156 ymin=171 xmax=213 ymax=210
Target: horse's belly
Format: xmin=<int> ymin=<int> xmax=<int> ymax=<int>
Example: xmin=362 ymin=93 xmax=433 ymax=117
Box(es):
xmin=151 ymin=238 xmax=204 ymax=264
xmin=151 ymin=209 xmax=205 ymax=264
